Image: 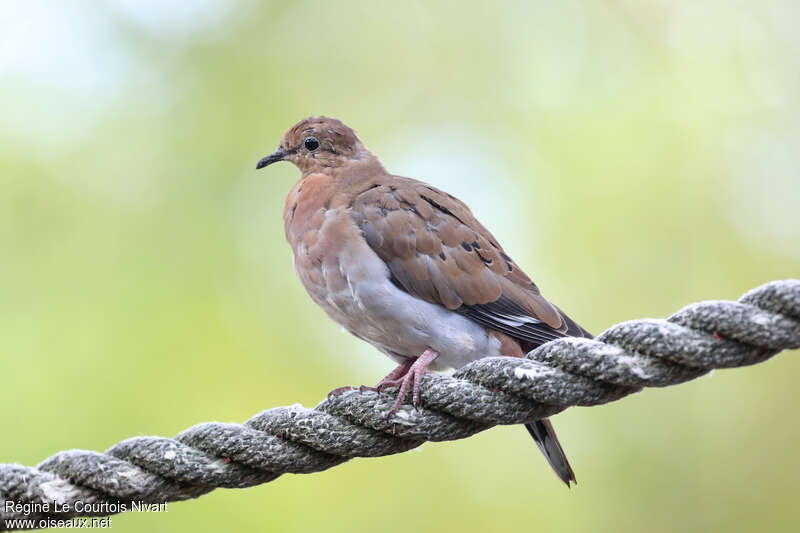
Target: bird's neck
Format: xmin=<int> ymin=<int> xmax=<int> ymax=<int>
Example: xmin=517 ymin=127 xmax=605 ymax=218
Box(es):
xmin=331 ymin=155 xmax=388 ymax=186
xmin=284 ymin=155 xmax=389 ymax=245
xmin=300 ymin=153 xmax=387 ymax=184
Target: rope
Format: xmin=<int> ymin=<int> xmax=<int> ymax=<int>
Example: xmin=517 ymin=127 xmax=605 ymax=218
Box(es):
xmin=1 ymin=280 xmax=798 ymax=530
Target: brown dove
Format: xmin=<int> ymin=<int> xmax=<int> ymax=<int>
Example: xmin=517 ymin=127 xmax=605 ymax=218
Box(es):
xmin=257 ymin=116 xmax=592 ymax=486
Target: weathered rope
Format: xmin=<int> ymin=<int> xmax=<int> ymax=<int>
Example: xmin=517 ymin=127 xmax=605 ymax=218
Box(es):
xmin=1 ymin=280 xmax=798 ymax=530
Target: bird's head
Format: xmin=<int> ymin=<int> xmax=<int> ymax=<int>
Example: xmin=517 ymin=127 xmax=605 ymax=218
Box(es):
xmin=257 ymin=116 xmax=376 ymax=175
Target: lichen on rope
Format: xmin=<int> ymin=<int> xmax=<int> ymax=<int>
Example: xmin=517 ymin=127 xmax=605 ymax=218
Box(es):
xmin=2 ymin=280 xmax=799 ymax=531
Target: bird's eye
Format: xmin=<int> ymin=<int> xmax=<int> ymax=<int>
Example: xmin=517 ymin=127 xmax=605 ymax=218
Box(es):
xmin=303 ymin=137 xmax=320 ymax=151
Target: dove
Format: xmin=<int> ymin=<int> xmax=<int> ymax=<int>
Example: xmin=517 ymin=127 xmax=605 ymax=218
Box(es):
xmin=257 ymin=116 xmax=592 ymax=486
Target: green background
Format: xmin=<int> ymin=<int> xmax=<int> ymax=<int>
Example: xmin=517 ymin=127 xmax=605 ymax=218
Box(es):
xmin=2 ymin=1 xmax=799 ymax=531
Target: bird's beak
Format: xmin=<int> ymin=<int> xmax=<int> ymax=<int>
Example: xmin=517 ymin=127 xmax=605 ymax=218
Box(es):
xmin=256 ymin=149 xmax=286 ymax=169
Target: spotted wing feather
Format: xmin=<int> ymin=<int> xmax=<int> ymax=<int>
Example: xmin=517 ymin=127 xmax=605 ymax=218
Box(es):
xmin=349 ymin=176 xmax=591 ymax=347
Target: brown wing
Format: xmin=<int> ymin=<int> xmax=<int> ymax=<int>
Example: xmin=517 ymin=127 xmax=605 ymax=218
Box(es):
xmin=349 ymin=176 xmax=591 ymax=347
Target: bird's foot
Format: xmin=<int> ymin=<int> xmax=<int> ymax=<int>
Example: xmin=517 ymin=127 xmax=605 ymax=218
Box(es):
xmin=371 ymin=358 xmax=414 ymax=390
xmin=378 ymin=348 xmax=439 ymax=416
xmin=327 ymin=359 xmax=415 ymax=398
xmin=326 ymin=386 xmax=357 ymax=400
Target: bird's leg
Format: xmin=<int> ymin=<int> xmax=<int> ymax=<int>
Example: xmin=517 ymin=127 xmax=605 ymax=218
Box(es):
xmin=377 ymin=348 xmax=439 ymax=415
xmin=359 ymin=359 xmax=415 ymax=393
xmin=328 ymin=359 xmax=415 ymax=399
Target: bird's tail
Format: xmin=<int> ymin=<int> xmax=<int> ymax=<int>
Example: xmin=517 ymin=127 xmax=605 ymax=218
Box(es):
xmin=525 ymin=418 xmax=576 ymax=487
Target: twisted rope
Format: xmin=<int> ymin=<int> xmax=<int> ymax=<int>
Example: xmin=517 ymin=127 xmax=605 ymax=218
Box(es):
xmin=2 ymin=280 xmax=798 ymax=530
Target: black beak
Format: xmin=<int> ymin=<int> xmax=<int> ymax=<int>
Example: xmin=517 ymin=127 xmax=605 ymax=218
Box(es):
xmin=256 ymin=149 xmax=286 ymax=169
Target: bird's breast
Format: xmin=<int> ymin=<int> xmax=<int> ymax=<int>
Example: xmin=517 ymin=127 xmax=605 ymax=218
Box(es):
xmin=285 ymin=196 xmax=503 ymax=369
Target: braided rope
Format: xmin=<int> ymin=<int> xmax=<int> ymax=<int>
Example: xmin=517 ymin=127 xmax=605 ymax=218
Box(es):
xmin=1 ymin=280 xmax=798 ymax=530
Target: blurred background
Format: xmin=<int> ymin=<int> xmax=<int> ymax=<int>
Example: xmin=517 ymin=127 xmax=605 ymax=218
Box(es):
xmin=1 ymin=1 xmax=799 ymax=531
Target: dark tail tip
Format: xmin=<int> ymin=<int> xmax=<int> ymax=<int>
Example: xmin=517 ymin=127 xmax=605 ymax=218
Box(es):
xmin=525 ymin=419 xmax=577 ymax=487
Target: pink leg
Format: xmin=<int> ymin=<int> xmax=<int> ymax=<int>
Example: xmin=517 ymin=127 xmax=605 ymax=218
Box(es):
xmin=327 ymin=359 xmax=414 ymax=399
xmin=378 ymin=348 xmax=440 ymax=415
xmin=369 ymin=359 xmax=415 ymax=391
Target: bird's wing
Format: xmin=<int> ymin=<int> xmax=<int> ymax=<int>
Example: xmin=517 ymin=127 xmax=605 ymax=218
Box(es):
xmin=349 ymin=176 xmax=591 ymax=346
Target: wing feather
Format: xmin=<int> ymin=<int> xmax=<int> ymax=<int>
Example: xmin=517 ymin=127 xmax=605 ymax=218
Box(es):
xmin=350 ymin=176 xmax=591 ymax=347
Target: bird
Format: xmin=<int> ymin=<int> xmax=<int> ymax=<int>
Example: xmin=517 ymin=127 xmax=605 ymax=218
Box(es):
xmin=256 ymin=116 xmax=592 ymax=486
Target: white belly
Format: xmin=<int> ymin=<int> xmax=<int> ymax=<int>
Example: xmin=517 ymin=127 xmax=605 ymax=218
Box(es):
xmin=293 ymin=216 xmax=503 ymax=370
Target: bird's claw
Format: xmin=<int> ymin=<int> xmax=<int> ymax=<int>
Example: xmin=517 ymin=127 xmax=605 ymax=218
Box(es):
xmin=331 ymin=349 xmax=440 ymax=417
xmin=326 ymin=386 xmax=356 ymax=400
xmin=383 ymin=348 xmax=440 ymax=416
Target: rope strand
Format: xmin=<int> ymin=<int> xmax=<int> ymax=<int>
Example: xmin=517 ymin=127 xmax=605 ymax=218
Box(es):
xmin=2 ymin=279 xmax=798 ymax=531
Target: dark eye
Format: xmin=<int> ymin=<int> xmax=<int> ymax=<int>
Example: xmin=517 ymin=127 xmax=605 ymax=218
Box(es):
xmin=303 ymin=137 xmax=320 ymax=151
